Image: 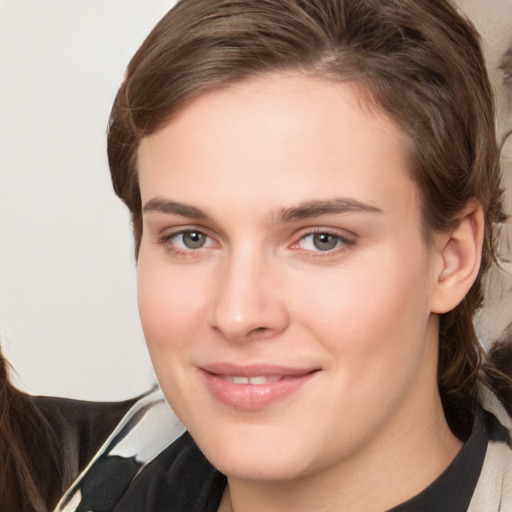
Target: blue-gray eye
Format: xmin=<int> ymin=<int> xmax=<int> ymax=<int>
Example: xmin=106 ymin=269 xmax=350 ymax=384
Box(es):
xmin=181 ymin=231 xmax=208 ymax=249
xmin=162 ymin=229 xmax=215 ymax=254
xmin=312 ymin=233 xmax=339 ymax=251
xmin=298 ymin=232 xmax=346 ymax=252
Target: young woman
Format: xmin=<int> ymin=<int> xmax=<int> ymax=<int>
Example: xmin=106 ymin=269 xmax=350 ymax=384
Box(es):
xmin=0 ymin=349 xmax=137 ymax=511
xmin=57 ymin=0 xmax=512 ymax=510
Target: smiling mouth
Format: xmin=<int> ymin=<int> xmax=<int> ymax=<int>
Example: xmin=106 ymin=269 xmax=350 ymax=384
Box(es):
xmin=200 ymin=366 xmax=319 ymax=409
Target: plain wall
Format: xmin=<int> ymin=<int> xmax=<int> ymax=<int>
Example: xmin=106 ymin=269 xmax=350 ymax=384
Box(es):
xmin=0 ymin=1 xmax=511 ymax=401
xmin=0 ymin=0 xmax=176 ymax=400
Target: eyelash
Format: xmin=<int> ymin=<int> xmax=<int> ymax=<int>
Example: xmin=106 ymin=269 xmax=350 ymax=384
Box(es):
xmin=158 ymin=227 xmax=356 ymax=258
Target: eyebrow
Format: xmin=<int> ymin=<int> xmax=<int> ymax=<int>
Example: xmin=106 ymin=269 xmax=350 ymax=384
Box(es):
xmin=271 ymin=198 xmax=383 ymax=223
xmin=143 ymin=197 xmax=208 ymax=219
xmin=142 ymin=196 xmax=382 ymax=222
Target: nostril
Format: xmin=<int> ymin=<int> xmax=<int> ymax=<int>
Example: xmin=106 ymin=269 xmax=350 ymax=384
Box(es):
xmin=248 ymin=326 xmax=269 ymax=336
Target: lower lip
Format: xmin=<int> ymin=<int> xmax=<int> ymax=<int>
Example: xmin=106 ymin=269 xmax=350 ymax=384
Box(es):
xmin=200 ymin=370 xmax=317 ymax=410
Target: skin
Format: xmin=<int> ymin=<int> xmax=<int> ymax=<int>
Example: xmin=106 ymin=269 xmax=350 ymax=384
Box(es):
xmin=136 ymin=74 xmax=478 ymax=512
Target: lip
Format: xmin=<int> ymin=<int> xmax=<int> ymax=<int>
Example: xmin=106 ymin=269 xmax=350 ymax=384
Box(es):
xmin=199 ymin=363 xmax=319 ymax=410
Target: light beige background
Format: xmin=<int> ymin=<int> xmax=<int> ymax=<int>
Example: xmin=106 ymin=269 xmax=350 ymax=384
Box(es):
xmin=0 ymin=1 xmax=511 ymax=400
xmin=0 ymin=1 xmax=175 ymax=399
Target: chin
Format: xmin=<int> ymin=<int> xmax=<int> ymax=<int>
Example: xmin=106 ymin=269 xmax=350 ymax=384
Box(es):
xmin=191 ymin=423 xmax=317 ymax=481
xmin=212 ymin=451 xmax=312 ymax=482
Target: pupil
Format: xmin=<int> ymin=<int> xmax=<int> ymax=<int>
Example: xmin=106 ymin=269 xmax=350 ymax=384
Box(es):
xmin=183 ymin=231 xmax=205 ymax=249
xmin=313 ymin=233 xmax=337 ymax=251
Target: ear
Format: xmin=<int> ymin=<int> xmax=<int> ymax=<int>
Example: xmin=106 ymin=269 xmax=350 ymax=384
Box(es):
xmin=430 ymin=202 xmax=484 ymax=314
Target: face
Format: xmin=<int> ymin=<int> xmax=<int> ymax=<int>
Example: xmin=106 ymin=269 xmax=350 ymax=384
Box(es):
xmin=137 ymin=74 xmax=443 ymax=482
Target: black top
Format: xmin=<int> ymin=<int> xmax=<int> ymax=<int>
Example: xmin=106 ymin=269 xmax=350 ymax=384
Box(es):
xmin=34 ymin=394 xmax=139 ymax=475
xmin=0 ymin=390 xmax=137 ymax=512
xmin=74 ymin=403 xmax=508 ymax=512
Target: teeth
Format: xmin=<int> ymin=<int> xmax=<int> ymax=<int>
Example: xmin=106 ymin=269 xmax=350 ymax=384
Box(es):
xmin=248 ymin=376 xmax=268 ymax=385
xmin=222 ymin=375 xmax=281 ymax=385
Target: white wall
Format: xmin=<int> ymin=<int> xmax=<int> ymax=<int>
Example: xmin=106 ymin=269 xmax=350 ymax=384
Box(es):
xmin=0 ymin=0 xmax=176 ymax=400
xmin=0 ymin=0 xmax=511 ymax=401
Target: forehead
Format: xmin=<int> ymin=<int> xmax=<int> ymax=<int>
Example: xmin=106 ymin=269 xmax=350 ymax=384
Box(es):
xmin=137 ymin=73 xmax=418 ymax=220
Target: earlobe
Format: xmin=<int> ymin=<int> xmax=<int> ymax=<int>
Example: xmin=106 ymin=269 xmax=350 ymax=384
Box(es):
xmin=430 ymin=203 xmax=484 ymax=314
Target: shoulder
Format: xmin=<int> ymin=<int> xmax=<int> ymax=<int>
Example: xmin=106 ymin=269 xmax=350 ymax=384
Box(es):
xmin=55 ymin=388 xmax=189 ymax=511
xmin=0 ymin=387 xmax=140 ymax=511
xmin=33 ymin=393 xmax=139 ymax=434
xmin=468 ymin=386 xmax=512 ymax=511
xmin=108 ymin=430 xmax=225 ymax=512
xmin=33 ymin=393 xmax=139 ymax=470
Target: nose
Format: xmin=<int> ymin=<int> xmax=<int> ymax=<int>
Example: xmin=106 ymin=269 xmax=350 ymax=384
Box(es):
xmin=208 ymin=250 xmax=289 ymax=342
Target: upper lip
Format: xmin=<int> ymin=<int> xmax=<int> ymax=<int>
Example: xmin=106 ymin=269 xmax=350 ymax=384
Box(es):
xmin=199 ymin=363 xmax=318 ymax=377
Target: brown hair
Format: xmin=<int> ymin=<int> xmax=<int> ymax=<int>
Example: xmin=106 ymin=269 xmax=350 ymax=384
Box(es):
xmin=0 ymin=350 xmax=66 ymax=511
xmin=107 ymin=0 xmax=509 ymax=409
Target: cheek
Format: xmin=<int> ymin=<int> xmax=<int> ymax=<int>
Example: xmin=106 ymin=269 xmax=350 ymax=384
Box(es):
xmin=136 ymin=256 xmax=211 ymax=414
xmin=290 ymin=243 xmax=434 ymax=373
xmin=300 ymin=259 xmax=428 ymax=327
xmin=137 ymin=254 xmax=207 ymax=357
